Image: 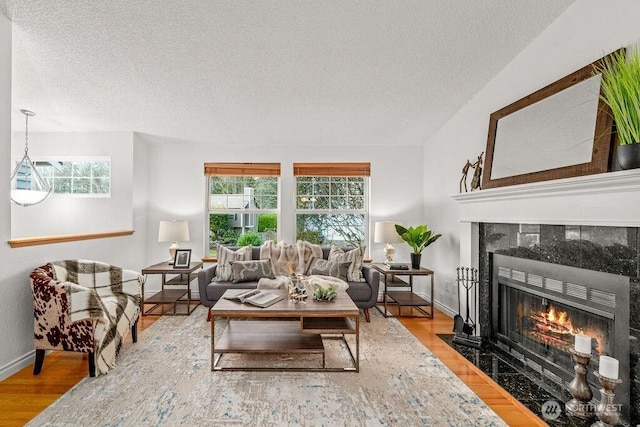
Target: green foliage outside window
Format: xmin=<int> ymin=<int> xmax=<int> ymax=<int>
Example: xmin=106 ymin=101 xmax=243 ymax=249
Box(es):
xmin=237 ymin=231 xmax=263 ymax=247
xmin=258 ymin=214 xmax=277 ymax=232
xmin=209 ymin=214 xmax=232 ymax=242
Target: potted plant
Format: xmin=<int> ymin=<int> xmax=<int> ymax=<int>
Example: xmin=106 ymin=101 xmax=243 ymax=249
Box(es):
xmin=596 ymin=47 xmax=640 ymax=169
xmin=395 ymin=224 xmax=442 ymax=269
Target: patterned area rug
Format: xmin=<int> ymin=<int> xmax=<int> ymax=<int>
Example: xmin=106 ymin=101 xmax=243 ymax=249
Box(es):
xmin=28 ymin=306 xmax=506 ymax=426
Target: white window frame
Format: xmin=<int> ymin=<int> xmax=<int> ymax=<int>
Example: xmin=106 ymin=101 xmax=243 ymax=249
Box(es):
xmin=294 ymin=175 xmax=369 ymax=246
xmin=20 ymin=156 xmax=112 ymax=198
xmin=206 ymin=175 xmax=281 ymax=254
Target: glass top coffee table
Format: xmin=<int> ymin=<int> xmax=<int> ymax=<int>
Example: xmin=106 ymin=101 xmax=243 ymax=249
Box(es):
xmin=210 ymin=289 xmax=359 ymax=372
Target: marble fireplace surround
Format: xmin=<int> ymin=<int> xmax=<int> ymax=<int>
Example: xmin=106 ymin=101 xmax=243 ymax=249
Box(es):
xmin=452 ymin=168 xmax=640 ymax=425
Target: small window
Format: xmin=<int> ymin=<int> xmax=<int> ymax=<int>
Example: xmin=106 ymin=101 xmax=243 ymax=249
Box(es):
xmin=32 ymin=158 xmax=111 ymax=196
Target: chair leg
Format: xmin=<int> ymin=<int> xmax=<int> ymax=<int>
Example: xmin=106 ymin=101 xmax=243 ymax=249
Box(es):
xmin=131 ymin=320 xmax=138 ymax=343
xmin=363 ymin=308 xmax=371 ymax=323
xmin=33 ymin=349 xmax=45 ymax=375
xmin=88 ymin=351 xmax=96 ymax=377
xmin=207 ymin=309 xmax=212 ymax=322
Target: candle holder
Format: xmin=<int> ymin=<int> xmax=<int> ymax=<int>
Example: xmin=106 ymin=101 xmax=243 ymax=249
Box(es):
xmin=592 ymin=371 xmax=623 ymax=427
xmin=565 ymin=348 xmax=595 ymax=420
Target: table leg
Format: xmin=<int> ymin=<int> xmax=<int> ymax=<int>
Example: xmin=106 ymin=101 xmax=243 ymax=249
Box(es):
xmin=430 ymin=273 xmax=435 ymax=318
xmin=356 ymin=315 xmax=360 ymax=372
xmin=211 ymin=313 xmax=215 ymax=371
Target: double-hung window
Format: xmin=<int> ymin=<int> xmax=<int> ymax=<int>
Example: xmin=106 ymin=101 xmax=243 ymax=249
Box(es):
xmin=205 ymin=163 xmax=280 ymax=255
xmin=294 ymin=162 xmax=370 ymax=246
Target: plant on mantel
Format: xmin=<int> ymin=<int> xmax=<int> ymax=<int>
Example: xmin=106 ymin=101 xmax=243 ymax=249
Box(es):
xmin=395 ymin=224 xmax=442 ymax=269
xmin=595 ymin=46 xmax=640 ymax=169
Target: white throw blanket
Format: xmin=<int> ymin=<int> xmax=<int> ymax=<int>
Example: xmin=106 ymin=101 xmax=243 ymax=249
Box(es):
xmin=258 ymin=274 xmax=349 ymax=291
xmin=259 ymin=240 xmax=323 ymax=276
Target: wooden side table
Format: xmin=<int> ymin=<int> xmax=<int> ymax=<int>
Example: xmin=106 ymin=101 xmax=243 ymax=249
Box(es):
xmin=141 ymin=261 xmax=202 ymax=315
xmin=371 ymin=263 xmax=435 ymax=318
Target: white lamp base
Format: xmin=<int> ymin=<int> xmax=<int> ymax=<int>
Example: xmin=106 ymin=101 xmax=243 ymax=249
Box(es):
xmin=168 ymin=242 xmax=180 ymax=264
xmin=384 ymin=243 xmax=396 ymax=263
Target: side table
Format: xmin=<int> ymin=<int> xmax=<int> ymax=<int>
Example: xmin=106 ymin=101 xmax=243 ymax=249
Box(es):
xmin=141 ymin=261 xmax=202 ymax=315
xmin=371 ymin=263 xmax=435 ymax=318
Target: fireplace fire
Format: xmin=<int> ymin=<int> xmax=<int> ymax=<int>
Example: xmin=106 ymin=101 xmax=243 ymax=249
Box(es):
xmin=526 ymin=303 xmax=605 ymax=355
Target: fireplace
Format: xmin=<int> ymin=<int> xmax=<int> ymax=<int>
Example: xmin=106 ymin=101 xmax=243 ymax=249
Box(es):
xmin=490 ymin=253 xmax=630 ymax=422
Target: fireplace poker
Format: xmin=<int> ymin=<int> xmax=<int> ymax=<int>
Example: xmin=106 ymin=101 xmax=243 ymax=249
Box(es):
xmin=453 ymin=267 xmax=482 ymax=348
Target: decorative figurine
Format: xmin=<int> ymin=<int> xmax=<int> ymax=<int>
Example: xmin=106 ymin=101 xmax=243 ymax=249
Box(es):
xmin=460 ymin=159 xmax=473 ymax=193
xmin=460 ymin=152 xmax=484 ymax=192
xmin=470 ymin=152 xmax=483 ymax=191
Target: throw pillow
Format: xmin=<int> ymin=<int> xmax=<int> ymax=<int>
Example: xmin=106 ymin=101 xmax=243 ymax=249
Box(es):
xmin=230 ymin=260 xmax=276 ymax=283
xmin=305 ymin=257 xmax=350 ymax=281
xmin=328 ymin=245 xmax=366 ymax=282
xmin=213 ymin=245 xmax=253 ymax=282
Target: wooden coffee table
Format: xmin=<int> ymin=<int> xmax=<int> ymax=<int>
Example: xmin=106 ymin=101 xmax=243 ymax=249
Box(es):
xmin=210 ymin=289 xmax=359 ymax=372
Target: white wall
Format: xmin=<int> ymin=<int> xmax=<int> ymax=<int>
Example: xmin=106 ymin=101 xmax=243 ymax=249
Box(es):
xmin=137 ymin=133 xmax=426 ymax=294
xmin=423 ymin=0 xmax=640 ymax=315
xmin=0 ymin=12 xmax=148 ymax=378
xmin=11 ymin=132 xmax=134 ymax=237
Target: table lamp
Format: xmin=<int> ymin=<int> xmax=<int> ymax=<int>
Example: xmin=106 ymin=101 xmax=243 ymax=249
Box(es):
xmin=158 ymin=219 xmax=190 ymax=264
xmin=374 ymin=221 xmax=403 ymax=263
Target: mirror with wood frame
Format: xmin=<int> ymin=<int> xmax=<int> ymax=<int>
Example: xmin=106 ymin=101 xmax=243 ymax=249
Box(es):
xmin=481 ymin=51 xmax=618 ymax=189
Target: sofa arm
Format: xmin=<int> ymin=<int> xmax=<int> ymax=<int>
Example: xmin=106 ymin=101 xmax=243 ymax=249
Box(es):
xmin=198 ymin=264 xmax=218 ymax=306
xmin=361 ymin=264 xmax=380 ymax=298
xmin=30 ymin=267 xmax=96 ymax=353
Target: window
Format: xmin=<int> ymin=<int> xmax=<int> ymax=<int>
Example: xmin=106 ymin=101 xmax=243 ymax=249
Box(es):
xmin=205 ymin=163 xmax=280 ymax=255
xmin=294 ymin=162 xmax=370 ymax=247
xmin=15 ymin=158 xmax=111 ymax=196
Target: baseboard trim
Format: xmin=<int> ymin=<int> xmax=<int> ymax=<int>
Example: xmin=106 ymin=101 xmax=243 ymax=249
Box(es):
xmin=0 ymin=349 xmax=35 ymax=381
xmin=433 ymin=300 xmax=457 ymax=318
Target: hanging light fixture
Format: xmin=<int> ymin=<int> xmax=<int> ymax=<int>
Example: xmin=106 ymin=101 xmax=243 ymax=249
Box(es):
xmin=10 ymin=109 xmax=52 ymax=206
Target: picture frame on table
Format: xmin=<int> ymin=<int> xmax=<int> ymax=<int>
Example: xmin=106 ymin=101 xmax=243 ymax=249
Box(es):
xmin=173 ymin=249 xmax=191 ymax=268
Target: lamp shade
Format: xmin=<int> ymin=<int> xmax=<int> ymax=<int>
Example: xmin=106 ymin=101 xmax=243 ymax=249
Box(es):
xmin=374 ymin=221 xmax=403 ymax=243
xmin=158 ymin=220 xmax=190 ymax=242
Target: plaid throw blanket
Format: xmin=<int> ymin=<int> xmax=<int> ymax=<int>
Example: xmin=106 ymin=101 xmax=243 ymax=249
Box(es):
xmin=49 ymin=260 xmax=142 ymax=376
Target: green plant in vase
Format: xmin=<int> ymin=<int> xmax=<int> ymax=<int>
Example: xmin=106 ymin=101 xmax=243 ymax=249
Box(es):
xmin=595 ymin=47 xmax=640 ymax=169
xmin=395 ymin=224 xmax=442 ymax=269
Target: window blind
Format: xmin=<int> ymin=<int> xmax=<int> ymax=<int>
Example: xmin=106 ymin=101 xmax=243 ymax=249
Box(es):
xmin=293 ymin=162 xmax=370 ymax=177
xmin=204 ymin=163 xmax=281 ymax=176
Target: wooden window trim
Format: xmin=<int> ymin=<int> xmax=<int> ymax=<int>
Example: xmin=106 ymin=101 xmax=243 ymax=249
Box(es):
xmin=293 ymin=162 xmax=370 ymax=177
xmin=204 ymin=163 xmax=281 ymax=176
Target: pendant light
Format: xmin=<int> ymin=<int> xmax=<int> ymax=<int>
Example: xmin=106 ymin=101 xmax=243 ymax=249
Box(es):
xmin=10 ymin=109 xmax=52 ymax=206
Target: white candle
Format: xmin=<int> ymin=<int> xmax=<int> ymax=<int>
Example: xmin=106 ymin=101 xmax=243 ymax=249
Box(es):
xmin=574 ymin=334 xmax=591 ymax=354
xmin=599 ymin=356 xmax=619 ymax=379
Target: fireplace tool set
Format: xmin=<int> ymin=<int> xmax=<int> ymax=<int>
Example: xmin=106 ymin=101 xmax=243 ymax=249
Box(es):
xmin=453 ymin=267 xmax=482 ymax=348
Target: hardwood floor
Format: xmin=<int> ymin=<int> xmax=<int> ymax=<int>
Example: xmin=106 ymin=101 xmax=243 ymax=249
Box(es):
xmin=395 ymin=307 xmax=546 ymax=427
xmin=0 ymin=304 xmax=544 ymax=426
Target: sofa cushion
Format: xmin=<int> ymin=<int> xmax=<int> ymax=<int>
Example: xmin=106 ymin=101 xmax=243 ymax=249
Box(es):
xmin=231 ymin=260 xmax=276 ymax=283
xmin=306 ymin=257 xmax=350 ymax=281
xmin=328 ymin=245 xmax=366 ymax=282
xmin=214 ymin=245 xmax=253 ymax=282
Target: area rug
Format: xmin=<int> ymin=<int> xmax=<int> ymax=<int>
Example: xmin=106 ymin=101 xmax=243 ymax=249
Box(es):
xmin=27 ymin=306 xmax=506 ymax=426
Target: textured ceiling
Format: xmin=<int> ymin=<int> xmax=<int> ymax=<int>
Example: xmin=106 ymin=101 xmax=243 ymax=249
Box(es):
xmin=1 ymin=1 xmax=574 ymax=146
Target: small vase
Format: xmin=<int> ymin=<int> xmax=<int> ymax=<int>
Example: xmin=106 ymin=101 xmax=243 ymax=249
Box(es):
xmin=617 ymin=143 xmax=640 ymax=170
xmin=410 ymin=253 xmax=421 ymax=269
